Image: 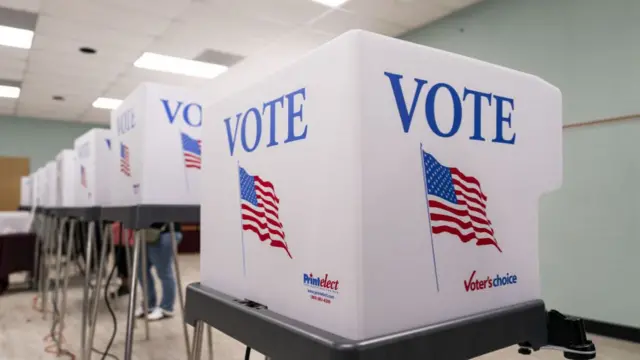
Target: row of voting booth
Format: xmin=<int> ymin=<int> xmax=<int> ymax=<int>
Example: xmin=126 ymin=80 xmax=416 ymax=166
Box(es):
xmin=17 ymin=30 xmax=595 ymax=360
xmin=21 ymin=82 xmax=204 ymax=360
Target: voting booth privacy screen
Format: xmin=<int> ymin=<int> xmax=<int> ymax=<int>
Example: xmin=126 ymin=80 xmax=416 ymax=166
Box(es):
xmin=56 ymin=149 xmax=77 ymax=207
xmin=20 ymin=176 xmax=31 ymax=206
xmin=200 ymin=30 xmax=562 ymax=340
xmin=110 ymin=82 xmax=203 ymax=206
xmin=44 ymin=161 xmax=58 ymax=208
xmin=74 ymin=128 xmax=113 ymax=207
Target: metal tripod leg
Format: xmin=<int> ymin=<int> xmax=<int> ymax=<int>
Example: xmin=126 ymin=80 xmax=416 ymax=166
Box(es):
xmin=140 ymin=230 xmax=150 ymax=340
xmin=124 ymin=230 xmax=142 ymax=360
xmin=85 ymin=223 xmax=110 ymax=360
xmin=58 ymin=218 xmax=76 ymax=355
xmin=80 ymin=221 xmax=95 ymax=360
xmin=42 ymin=216 xmax=57 ymax=319
xmin=53 ymin=217 xmax=69 ymax=353
xmin=207 ymin=326 xmax=213 ymax=360
xmin=120 ymin=225 xmax=136 ymax=330
xmin=169 ymin=223 xmax=191 ymax=359
xmin=190 ymin=321 xmax=204 ymax=360
xmin=32 ymin=214 xmax=43 ymax=290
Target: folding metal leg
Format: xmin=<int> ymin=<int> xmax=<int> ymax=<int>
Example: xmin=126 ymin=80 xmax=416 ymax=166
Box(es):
xmin=139 ymin=230 xmax=150 ymax=340
xmin=207 ymin=326 xmax=213 ymax=360
xmin=85 ymin=223 xmax=109 ymax=360
xmin=169 ymin=223 xmax=191 ymax=359
xmin=124 ymin=231 xmax=143 ymax=360
xmin=52 ymin=217 xmax=69 ymax=353
xmin=57 ymin=219 xmax=76 ymax=355
xmin=190 ymin=321 xmax=204 ymax=360
xmin=120 ymin=225 xmax=136 ymax=329
xmin=80 ymin=221 xmax=95 ymax=360
xmin=32 ymin=214 xmax=43 ymax=289
xmin=42 ymin=216 xmax=57 ymax=319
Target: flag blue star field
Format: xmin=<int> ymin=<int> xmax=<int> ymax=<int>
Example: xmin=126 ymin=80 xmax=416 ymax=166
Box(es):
xmin=181 ymin=132 xmax=202 ymax=169
xmin=422 ymin=151 xmax=501 ymax=252
xmin=239 ymin=166 xmax=292 ymax=258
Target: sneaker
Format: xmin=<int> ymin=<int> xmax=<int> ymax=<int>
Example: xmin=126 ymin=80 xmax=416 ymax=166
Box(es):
xmin=147 ymin=307 xmax=173 ymax=321
xmin=134 ymin=306 xmax=151 ymax=318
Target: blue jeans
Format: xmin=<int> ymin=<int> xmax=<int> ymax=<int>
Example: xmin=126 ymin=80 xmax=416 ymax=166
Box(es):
xmin=138 ymin=232 xmax=182 ymax=312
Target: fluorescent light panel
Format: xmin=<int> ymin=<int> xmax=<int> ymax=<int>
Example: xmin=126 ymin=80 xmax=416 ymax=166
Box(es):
xmin=134 ymin=52 xmax=228 ymax=79
xmin=311 ymin=0 xmax=349 ymax=7
xmin=92 ymin=97 xmax=122 ymax=110
xmin=0 ymin=25 xmax=33 ymax=49
xmin=0 ymin=85 xmax=20 ymax=98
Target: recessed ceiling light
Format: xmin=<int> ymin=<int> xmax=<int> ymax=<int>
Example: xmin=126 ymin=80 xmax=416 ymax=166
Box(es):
xmin=0 ymin=85 xmax=20 ymax=99
xmin=311 ymin=0 xmax=349 ymax=7
xmin=92 ymin=97 xmax=122 ymax=110
xmin=79 ymin=47 xmax=97 ymax=54
xmin=0 ymin=25 xmax=33 ymax=49
xmin=134 ymin=52 xmax=228 ymax=79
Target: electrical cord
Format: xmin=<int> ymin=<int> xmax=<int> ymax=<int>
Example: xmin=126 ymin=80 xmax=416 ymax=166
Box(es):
xmin=101 ymin=260 xmax=119 ymax=360
xmin=245 ymin=346 xmax=252 ymax=360
xmin=73 ymin=228 xmax=120 ymax=360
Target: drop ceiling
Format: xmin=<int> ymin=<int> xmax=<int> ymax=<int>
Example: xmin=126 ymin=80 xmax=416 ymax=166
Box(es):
xmin=0 ymin=0 xmax=481 ymax=124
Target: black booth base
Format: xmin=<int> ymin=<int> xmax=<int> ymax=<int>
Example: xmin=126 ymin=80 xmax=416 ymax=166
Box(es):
xmin=184 ymin=283 xmax=548 ymax=360
xmin=49 ymin=207 xmax=102 ymax=221
xmin=100 ymin=205 xmax=199 ymax=229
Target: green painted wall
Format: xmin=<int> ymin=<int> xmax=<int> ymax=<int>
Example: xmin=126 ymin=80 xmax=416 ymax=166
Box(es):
xmin=404 ymin=0 xmax=640 ymax=326
xmin=0 ymin=116 xmax=105 ymax=171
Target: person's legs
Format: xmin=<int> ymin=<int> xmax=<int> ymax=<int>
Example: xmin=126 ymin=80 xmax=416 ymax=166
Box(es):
xmin=135 ymin=241 xmax=156 ymax=316
xmin=145 ymin=232 xmax=181 ymax=320
xmin=110 ymin=245 xmax=130 ymax=298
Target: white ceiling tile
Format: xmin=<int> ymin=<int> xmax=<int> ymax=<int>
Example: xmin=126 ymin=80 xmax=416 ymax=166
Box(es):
xmin=18 ymin=84 xmax=98 ymax=107
xmin=0 ymin=46 xmax=29 ymax=62
xmin=26 ymin=49 xmax=130 ymax=79
xmin=150 ymin=23 xmax=267 ymax=58
xmin=84 ymin=0 xmax=192 ymax=19
xmin=39 ymin=0 xmax=175 ymax=36
xmin=0 ymin=0 xmax=40 ymax=12
xmin=310 ymin=9 xmax=409 ymax=37
xmin=340 ymin=0 xmax=454 ymax=29
xmin=211 ymin=0 xmax=331 ymax=25
xmin=0 ymin=97 xmax=16 ymax=113
xmin=35 ymin=15 xmax=155 ymax=52
xmin=79 ymin=108 xmax=110 ymax=125
xmin=175 ymin=2 xmax=295 ymax=42
xmin=31 ymin=34 xmax=144 ymax=63
xmin=0 ymin=58 xmax=26 ymax=81
xmin=21 ymin=73 xmax=109 ymax=96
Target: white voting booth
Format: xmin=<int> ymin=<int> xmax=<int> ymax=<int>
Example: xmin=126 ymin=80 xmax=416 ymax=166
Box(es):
xmin=200 ymin=30 xmax=562 ymax=341
xmin=20 ymin=175 xmax=31 ymax=207
xmin=74 ymin=129 xmax=113 ymax=207
xmin=56 ymin=149 xmax=78 ymax=207
xmin=110 ymin=82 xmax=203 ymax=206
xmin=44 ymin=161 xmax=58 ymax=208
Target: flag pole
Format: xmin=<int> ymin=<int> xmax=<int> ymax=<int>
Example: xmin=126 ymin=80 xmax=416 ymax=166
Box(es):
xmin=237 ymin=161 xmax=247 ymax=276
xmin=420 ymin=143 xmax=440 ymax=292
xmin=180 ymin=133 xmax=190 ymax=192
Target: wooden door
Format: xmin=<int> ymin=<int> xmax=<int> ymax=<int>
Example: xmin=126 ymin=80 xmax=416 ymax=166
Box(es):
xmin=0 ymin=156 xmax=30 ymax=211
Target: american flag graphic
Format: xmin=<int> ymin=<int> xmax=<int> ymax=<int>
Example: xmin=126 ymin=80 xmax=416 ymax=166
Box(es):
xmin=80 ymin=165 xmax=87 ymax=188
xmin=120 ymin=142 xmax=131 ymax=177
xmin=181 ymin=132 xmax=202 ymax=169
xmin=239 ymin=166 xmax=292 ymax=258
xmin=422 ymin=150 xmax=501 ymax=252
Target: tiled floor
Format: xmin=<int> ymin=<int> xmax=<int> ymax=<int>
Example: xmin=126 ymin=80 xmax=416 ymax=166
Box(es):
xmin=1 ymin=254 xmax=638 ymax=359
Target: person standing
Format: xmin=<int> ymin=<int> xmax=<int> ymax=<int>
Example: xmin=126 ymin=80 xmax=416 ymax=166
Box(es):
xmin=135 ymin=223 xmax=182 ymax=321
